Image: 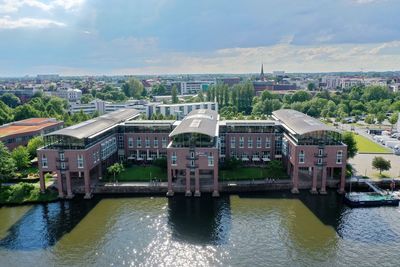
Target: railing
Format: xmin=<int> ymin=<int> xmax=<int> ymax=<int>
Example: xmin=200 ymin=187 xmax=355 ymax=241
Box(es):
xmin=186 ymin=155 xmax=199 ymax=160
xmin=56 ymin=165 xmax=69 ymax=170
xmin=314 ymin=153 xmax=327 ymax=158
xmin=56 ymin=157 xmax=69 ymax=162
xmin=186 ymin=164 xmax=199 ymax=169
xmin=314 ymin=161 xmax=327 ymax=166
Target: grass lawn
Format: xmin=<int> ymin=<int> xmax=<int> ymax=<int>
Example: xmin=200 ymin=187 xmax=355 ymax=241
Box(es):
xmin=117 ymin=165 xmax=168 ymax=182
xmin=220 ymin=167 xmax=288 ymax=181
xmin=352 ymin=134 xmax=392 ymax=154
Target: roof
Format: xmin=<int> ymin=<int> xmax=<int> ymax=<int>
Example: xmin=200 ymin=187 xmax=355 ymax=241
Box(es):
xmin=220 ymin=120 xmax=277 ymax=126
xmin=169 ymin=109 xmax=219 ymax=137
xmin=0 ymin=118 xmax=62 ymax=138
xmin=272 ymin=109 xmax=338 ymax=135
xmin=47 ymin=109 xmax=140 ymax=139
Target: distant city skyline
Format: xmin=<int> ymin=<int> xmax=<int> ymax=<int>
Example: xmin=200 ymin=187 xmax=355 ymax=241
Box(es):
xmin=0 ymin=0 xmax=400 ymax=76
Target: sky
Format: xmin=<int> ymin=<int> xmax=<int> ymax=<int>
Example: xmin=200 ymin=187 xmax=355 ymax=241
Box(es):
xmin=0 ymin=0 xmax=400 ymax=76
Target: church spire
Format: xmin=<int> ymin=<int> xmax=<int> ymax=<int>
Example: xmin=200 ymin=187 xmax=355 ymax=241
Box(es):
xmin=260 ymin=63 xmax=265 ymax=81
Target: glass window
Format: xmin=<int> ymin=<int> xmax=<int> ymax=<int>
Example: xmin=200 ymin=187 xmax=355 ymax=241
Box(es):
xmin=42 ymin=154 xmax=48 ymax=168
xmin=230 ymin=137 xmax=236 ymax=148
xmin=299 ymin=150 xmax=305 ymax=164
xmin=137 ymin=137 xmax=142 ymax=148
xmin=257 ymin=137 xmax=261 ymax=148
xmin=248 ymin=137 xmax=253 ymax=148
xmin=128 ymin=137 xmax=134 ymax=148
xmin=208 ymin=152 xmax=214 ymax=166
xmin=265 ymin=137 xmax=271 ymax=148
xmin=171 ymin=151 xmax=177 ymax=166
xmin=77 ymin=154 xmax=84 ymax=168
xmin=162 ymin=137 xmax=167 ymax=148
xmin=145 ymin=137 xmax=150 ymax=148
xmin=336 ymin=150 xmax=343 ymax=164
xmin=154 ymin=137 xmax=158 ymax=148
xmin=239 ymin=137 xmax=244 ymax=148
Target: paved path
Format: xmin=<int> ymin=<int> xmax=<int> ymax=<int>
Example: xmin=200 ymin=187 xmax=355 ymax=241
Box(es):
xmin=349 ymin=153 xmax=400 ymax=180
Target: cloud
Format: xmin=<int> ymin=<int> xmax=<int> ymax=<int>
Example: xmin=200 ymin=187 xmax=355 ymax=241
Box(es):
xmin=351 ymin=0 xmax=386 ymax=4
xmin=0 ymin=15 xmax=65 ymax=29
xmin=0 ymin=0 xmax=84 ymax=13
xmin=108 ymin=41 xmax=400 ymax=75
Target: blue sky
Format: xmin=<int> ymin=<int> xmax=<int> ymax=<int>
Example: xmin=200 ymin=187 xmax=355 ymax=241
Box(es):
xmin=0 ymin=0 xmax=399 ymax=76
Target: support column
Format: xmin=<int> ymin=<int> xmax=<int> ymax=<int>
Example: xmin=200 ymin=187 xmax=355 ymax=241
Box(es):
xmin=330 ymin=167 xmax=334 ymax=179
xmin=194 ymin=168 xmax=200 ymax=197
xmin=291 ymin=165 xmax=299 ymax=194
xmin=212 ymin=158 xmax=219 ymax=197
xmin=310 ymin=167 xmax=318 ymax=194
xmin=157 ymin=149 xmax=159 ymax=158
xmin=185 ymin=169 xmax=191 ymax=196
xmin=39 ymin=171 xmax=46 ymax=193
xmin=167 ymin=168 xmax=174 ymax=196
xmin=65 ymin=171 xmax=74 ymax=199
xmin=98 ymin=164 xmax=102 ymax=180
xmin=56 ymin=171 xmax=64 ymax=198
xmin=338 ymin=166 xmax=346 ymax=194
xmin=320 ymin=167 xmax=327 ymax=194
xmin=84 ymin=171 xmax=92 ymax=199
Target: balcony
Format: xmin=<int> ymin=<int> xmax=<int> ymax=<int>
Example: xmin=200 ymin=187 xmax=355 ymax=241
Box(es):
xmin=314 ymin=161 xmax=327 ymax=166
xmin=314 ymin=153 xmax=327 ymax=158
xmin=186 ymin=164 xmax=199 ymax=169
xmin=56 ymin=164 xmax=69 ymax=171
xmin=186 ymin=155 xmax=199 ymax=160
xmin=56 ymin=157 xmax=69 ymax=162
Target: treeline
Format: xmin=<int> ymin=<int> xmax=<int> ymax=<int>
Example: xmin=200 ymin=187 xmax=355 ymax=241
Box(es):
xmin=251 ymin=85 xmax=400 ymax=123
xmin=0 ymin=93 xmax=97 ymax=126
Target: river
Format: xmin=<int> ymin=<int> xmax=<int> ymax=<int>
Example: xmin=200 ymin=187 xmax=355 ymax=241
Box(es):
xmin=0 ymin=191 xmax=399 ymax=267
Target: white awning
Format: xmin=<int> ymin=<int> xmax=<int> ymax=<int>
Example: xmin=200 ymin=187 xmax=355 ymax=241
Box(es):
xmin=242 ymin=157 xmax=249 ymax=161
xmin=137 ymin=157 xmax=144 ymax=161
xmin=127 ymin=156 xmax=136 ymax=160
xmin=252 ymin=157 xmax=260 ymax=161
xmin=275 ymin=155 xmax=282 ymax=158
xmin=147 ymin=157 xmax=153 ymax=161
xmin=262 ymin=158 xmax=271 ymax=162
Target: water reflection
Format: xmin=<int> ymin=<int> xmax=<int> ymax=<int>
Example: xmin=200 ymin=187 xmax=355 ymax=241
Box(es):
xmin=0 ymin=198 xmax=100 ymax=250
xmin=167 ymin=195 xmax=232 ymax=245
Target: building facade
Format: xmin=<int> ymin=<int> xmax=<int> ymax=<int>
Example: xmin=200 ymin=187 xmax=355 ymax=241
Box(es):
xmin=37 ymin=108 xmax=347 ymax=199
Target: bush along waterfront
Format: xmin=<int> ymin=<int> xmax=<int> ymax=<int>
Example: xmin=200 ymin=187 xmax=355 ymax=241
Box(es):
xmin=0 ymin=183 xmax=58 ymax=205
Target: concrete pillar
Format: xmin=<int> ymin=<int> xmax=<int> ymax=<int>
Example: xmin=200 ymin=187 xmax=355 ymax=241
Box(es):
xmin=185 ymin=169 xmax=192 ymax=196
xmin=84 ymin=171 xmax=92 ymax=199
xmin=212 ymin=160 xmax=219 ymax=197
xmin=65 ymin=171 xmax=74 ymax=199
xmin=157 ymin=149 xmax=159 ymax=158
xmin=320 ymin=167 xmax=327 ymax=194
xmin=136 ymin=149 xmax=139 ymax=159
xmin=56 ymin=171 xmax=64 ymax=198
xmin=338 ymin=166 xmax=346 ymax=194
xmin=310 ymin=167 xmax=318 ymax=194
xmin=194 ymin=168 xmax=200 ymax=197
xmin=98 ymin=164 xmax=102 ymax=180
xmin=291 ymin=165 xmax=299 ymax=194
xmin=167 ymin=169 xmax=174 ymax=196
xmin=330 ymin=167 xmax=334 ymax=179
xmin=147 ymin=149 xmax=149 ymax=160
xmin=39 ymin=171 xmax=46 ymax=193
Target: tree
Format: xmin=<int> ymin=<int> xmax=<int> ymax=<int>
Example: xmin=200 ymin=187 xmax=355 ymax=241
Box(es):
xmin=342 ymin=132 xmax=358 ymax=159
xmin=0 ymin=93 xmax=21 ymax=108
xmin=14 ymin=104 xmax=41 ymax=121
xmin=376 ymin=113 xmax=386 ymax=124
xmin=107 ymin=163 xmax=124 ymax=182
xmin=27 ymin=136 xmax=44 ymax=158
xmin=389 ymin=113 xmax=398 ymax=126
xmin=364 ymin=114 xmax=375 ymax=124
xmin=171 ymin=85 xmax=179 ymax=104
xmin=12 ymin=146 xmax=31 ymax=170
xmin=307 ymin=83 xmax=316 ymax=91
xmin=372 ymin=156 xmax=391 ymax=174
xmin=0 ymin=142 xmax=16 ymax=184
xmin=0 ymin=100 xmax=13 ymax=124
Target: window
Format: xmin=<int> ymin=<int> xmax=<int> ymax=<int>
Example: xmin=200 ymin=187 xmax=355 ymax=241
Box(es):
xmin=190 ymin=160 xmax=195 ymax=167
xmin=42 ymin=154 xmax=48 ymax=168
xmin=265 ymin=137 xmax=271 ymax=148
xmin=208 ymin=152 xmax=214 ymax=166
xmin=318 ymin=158 xmax=323 ymax=165
xmin=190 ymin=151 xmax=195 ymax=158
xmin=318 ymin=149 xmax=323 ymax=156
xmin=154 ymin=137 xmax=158 ymax=148
xmin=171 ymin=152 xmax=177 ymax=166
xmin=137 ymin=137 xmax=142 ymax=148
xmin=128 ymin=137 xmax=134 ymax=148
xmin=257 ymin=137 xmax=261 ymax=148
xmin=61 ymin=162 xmax=66 ymax=170
xmin=231 ymin=137 xmax=236 ymax=148
xmin=77 ymin=154 xmax=84 ymax=168
xmin=248 ymin=137 xmax=253 ymax=148
xmin=162 ymin=137 xmax=167 ymax=148
xmin=239 ymin=137 xmax=244 ymax=148
xmin=145 ymin=137 xmax=150 ymax=148
xmin=336 ymin=150 xmax=343 ymax=164
xmin=299 ymin=150 xmax=305 ymax=164
xmin=59 ymin=152 xmax=65 ymax=161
